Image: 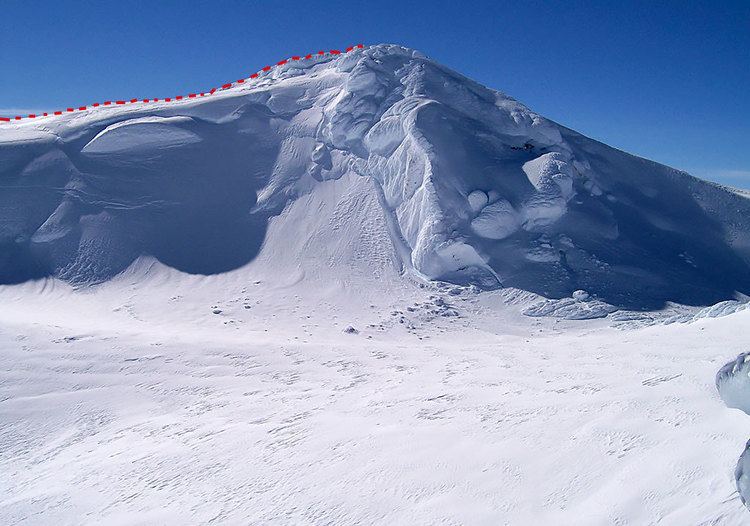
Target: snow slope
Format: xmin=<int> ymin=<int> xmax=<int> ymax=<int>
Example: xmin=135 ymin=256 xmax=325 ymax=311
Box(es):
xmin=2 ymin=44 xmax=750 ymax=525
xmin=1 ymin=271 xmax=749 ymax=525
xmin=1 ymin=44 xmax=749 ymax=310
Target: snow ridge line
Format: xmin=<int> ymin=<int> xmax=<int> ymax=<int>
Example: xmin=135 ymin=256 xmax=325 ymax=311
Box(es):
xmin=0 ymin=44 xmax=364 ymax=124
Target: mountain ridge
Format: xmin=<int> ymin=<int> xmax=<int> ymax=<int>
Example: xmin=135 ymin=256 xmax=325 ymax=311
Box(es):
xmin=0 ymin=45 xmax=365 ymax=123
xmin=1 ymin=43 xmax=749 ymax=310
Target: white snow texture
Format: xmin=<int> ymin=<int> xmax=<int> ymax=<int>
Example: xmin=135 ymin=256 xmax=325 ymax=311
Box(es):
xmin=1 ymin=44 xmax=749 ymax=310
xmin=2 ymin=44 xmax=750 ymax=525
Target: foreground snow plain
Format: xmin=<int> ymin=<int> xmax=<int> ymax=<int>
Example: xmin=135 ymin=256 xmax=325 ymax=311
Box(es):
xmin=2 ymin=263 xmax=749 ymax=525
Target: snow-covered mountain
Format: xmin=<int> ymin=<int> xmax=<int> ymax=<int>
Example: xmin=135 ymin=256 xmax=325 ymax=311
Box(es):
xmin=2 ymin=44 xmax=749 ymax=311
xmin=3 ymin=45 xmax=750 ymax=525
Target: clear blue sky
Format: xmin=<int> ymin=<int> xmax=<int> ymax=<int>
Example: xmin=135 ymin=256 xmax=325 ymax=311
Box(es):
xmin=2 ymin=0 xmax=748 ymax=188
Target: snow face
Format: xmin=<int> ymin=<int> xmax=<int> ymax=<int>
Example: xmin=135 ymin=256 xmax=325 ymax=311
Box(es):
xmin=1 ymin=44 xmax=750 ymax=308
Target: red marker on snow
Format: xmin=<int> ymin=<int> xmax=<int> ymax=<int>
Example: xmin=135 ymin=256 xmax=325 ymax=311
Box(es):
xmin=1 ymin=44 xmax=364 ymax=122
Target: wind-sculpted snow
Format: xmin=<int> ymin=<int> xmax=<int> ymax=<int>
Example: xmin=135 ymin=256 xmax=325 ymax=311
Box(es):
xmin=2 ymin=44 xmax=750 ymax=310
xmin=82 ymin=116 xmax=202 ymax=154
xmin=522 ymin=291 xmax=618 ymax=320
xmin=717 ymin=352 xmax=750 ymax=415
xmin=1 ymin=108 xmax=276 ymax=283
xmin=716 ymin=352 xmax=750 ymax=509
xmin=737 ymin=441 xmax=750 ymax=509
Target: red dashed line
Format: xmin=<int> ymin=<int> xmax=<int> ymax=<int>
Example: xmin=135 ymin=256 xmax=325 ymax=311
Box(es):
xmin=1 ymin=44 xmax=364 ymax=124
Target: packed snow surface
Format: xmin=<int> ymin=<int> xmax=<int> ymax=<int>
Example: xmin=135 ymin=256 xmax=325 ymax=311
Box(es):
xmin=1 ymin=273 xmax=749 ymax=525
xmin=2 ymin=44 xmax=750 ymax=524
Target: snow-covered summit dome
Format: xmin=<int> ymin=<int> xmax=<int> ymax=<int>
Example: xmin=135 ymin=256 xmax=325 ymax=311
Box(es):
xmin=1 ymin=43 xmax=749 ymax=309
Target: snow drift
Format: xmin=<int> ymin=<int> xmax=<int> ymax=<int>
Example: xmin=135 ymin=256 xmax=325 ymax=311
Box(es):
xmin=2 ymin=44 xmax=749 ymax=310
xmin=716 ymin=352 xmax=750 ymax=508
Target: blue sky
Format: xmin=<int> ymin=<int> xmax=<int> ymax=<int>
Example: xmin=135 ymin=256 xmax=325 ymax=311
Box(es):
xmin=2 ymin=0 xmax=748 ymax=188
